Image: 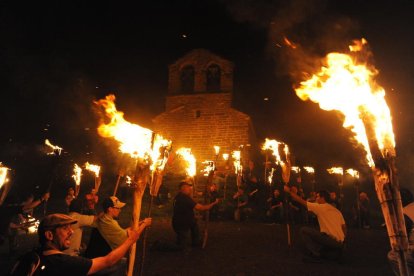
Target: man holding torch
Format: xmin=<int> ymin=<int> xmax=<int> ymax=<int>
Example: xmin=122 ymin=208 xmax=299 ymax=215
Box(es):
xmin=284 ymin=186 xmax=346 ymax=262
xmin=172 ymin=181 xmax=219 ymax=249
xmin=10 ymin=213 xmax=151 ymax=276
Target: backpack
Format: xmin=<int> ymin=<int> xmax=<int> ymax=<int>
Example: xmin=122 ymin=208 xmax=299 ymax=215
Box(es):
xmin=8 ymin=250 xmax=41 ymax=276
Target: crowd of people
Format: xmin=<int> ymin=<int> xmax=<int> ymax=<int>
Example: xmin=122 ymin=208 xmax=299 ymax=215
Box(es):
xmin=0 ymin=163 xmax=398 ymax=275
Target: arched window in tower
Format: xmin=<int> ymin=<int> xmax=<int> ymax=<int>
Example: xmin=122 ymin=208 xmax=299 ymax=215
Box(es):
xmin=206 ymin=64 xmax=221 ymax=92
xmin=180 ymin=65 xmax=195 ymax=93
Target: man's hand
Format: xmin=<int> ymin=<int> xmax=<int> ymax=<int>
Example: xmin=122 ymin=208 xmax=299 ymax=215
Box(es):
xmin=283 ymin=185 xmax=290 ymax=193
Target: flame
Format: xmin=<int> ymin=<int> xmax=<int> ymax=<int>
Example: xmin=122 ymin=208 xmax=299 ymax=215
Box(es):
xmin=231 ymin=150 xmax=242 ymax=175
xmin=95 ymin=94 xmax=153 ymax=159
xmin=283 ymin=37 xmax=297 ymax=49
xmin=327 ymin=167 xmax=344 ymax=175
xmin=176 ymin=148 xmax=196 ymax=177
xmin=291 ymin=166 xmax=301 ymax=173
xmin=202 ymin=160 xmax=215 ymax=176
xmin=295 ymin=39 xmax=395 ymax=168
xmin=45 ymin=139 xmax=63 ymax=155
xmin=214 ymin=146 xmax=220 ymax=155
xmin=126 ymin=175 xmax=132 ymax=186
xmin=268 ymin=167 xmax=275 ymax=184
xmin=84 ymin=162 xmax=101 ymax=178
xmin=72 ymin=163 xmax=82 ymax=186
xmin=0 ymin=163 xmax=10 ymax=189
xmin=150 ymin=134 xmax=172 ymax=171
xmin=346 ymin=168 xmax=360 ymax=179
xmin=303 ymin=166 xmax=315 ymax=174
xmin=222 ymin=153 xmax=229 ymax=161
xmin=262 ymin=138 xmax=290 ymax=166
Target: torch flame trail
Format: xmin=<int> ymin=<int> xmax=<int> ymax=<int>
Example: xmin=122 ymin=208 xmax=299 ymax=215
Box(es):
xmin=214 ymin=146 xmax=220 ymax=156
xmin=303 ymin=166 xmax=315 ymax=174
xmin=72 ymin=163 xmax=82 ymax=187
xmin=291 ymin=166 xmax=301 ymax=173
xmin=327 ymin=167 xmax=344 ymax=175
xmin=231 ymin=150 xmax=242 ymax=175
xmin=176 ymin=148 xmax=196 ymax=177
xmin=222 ymin=153 xmax=229 ymax=161
xmin=84 ymin=162 xmax=101 ymax=178
xmin=0 ymin=163 xmax=10 ymax=190
xmin=295 ymin=39 xmax=395 ymax=168
xmin=45 ymin=139 xmax=63 ymax=155
xmin=294 ymin=39 xmax=409 ymax=275
xmin=346 ymin=169 xmax=360 ymax=179
xmin=95 ymin=94 xmax=153 ymax=160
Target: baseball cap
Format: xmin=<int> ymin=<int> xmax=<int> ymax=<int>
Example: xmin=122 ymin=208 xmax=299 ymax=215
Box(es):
xmin=39 ymin=214 xmax=77 ymax=231
xmin=102 ymin=196 xmax=126 ymax=210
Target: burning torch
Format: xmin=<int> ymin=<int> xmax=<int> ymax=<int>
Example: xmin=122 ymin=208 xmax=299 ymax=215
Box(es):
xmin=295 ymin=38 xmax=409 ymax=275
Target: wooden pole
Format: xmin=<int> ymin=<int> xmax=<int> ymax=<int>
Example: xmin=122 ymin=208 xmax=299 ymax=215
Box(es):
xmin=362 ymin=118 xmax=409 ymax=275
xmin=127 ymin=162 xmax=150 ymax=276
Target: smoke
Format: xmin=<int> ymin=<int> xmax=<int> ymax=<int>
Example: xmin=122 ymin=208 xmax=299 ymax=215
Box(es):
xmin=223 ymin=0 xmax=361 ymax=83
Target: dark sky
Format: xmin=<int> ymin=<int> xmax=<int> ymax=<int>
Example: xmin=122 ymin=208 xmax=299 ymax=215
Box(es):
xmin=1 ymin=0 xmax=414 ymax=193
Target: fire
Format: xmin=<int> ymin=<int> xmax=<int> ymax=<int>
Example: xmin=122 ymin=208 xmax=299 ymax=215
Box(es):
xmin=268 ymin=168 xmax=275 ymax=184
xmin=176 ymin=148 xmax=196 ymax=177
xmin=45 ymin=139 xmax=63 ymax=155
xmin=295 ymin=39 xmax=395 ymax=168
xmin=291 ymin=166 xmax=301 ymax=173
xmin=303 ymin=166 xmax=315 ymax=174
xmin=72 ymin=163 xmax=82 ymax=186
xmin=231 ymin=150 xmax=242 ymax=175
xmin=95 ymin=94 xmax=153 ymax=159
xmin=150 ymin=134 xmax=172 ymax=171
xmin=346 ymin=168 xmax=360 ymax=179
xmin=202 ymin=160 xmax=215 ymax=176
xmin=0 ymin=163 xmax=10 ymax=189
xmin=84 ymin=162 xmax=101 ymax=178
xmin=214 ymin=146 xmax=220 ymax=155
xmin=262 ymin=138 xmax=289 ymax=166
xmin=222 ymin=153 xmax=229 ymax=161
xmin=125 ymin=175 xmax=132 ymax=186
xmin=327 ymin=167 xmax=344 ymax=175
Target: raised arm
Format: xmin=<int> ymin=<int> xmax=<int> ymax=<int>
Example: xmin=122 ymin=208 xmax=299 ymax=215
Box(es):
xmin=283 ymin=186 xmax=308 ymax=209
xmin=88 ymin=218 xmax=152 ymax=275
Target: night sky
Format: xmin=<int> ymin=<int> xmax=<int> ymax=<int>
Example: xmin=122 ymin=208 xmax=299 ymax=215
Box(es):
xmin=1 ymin=0 xmax=414 ymax=195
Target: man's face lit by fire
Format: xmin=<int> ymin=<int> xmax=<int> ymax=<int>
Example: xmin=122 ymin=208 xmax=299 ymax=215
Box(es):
xmin=48 ymin=224 xmax=74 ymax=251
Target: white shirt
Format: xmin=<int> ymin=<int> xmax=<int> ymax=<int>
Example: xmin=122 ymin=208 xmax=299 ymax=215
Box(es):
xmin=307 ymin=202 xmax=346 ymax=242
xmin=64 ymin=212 xmax=95 ymax=256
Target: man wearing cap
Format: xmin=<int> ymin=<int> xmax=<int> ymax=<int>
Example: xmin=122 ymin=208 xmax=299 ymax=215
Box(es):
xmin=172 ymin=181 xmax=219 ymax=249
xmin=35 ymin=213 xmax=151 ymax=275
xmin=97 ymin=196 xmax=129 ymax=250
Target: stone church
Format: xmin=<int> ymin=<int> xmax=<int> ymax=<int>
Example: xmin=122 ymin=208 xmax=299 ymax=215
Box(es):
xmin=153 ymin=49 xmax=255 ymax=164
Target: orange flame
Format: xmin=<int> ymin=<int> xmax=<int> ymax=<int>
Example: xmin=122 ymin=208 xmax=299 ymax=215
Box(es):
xmin=84 ymin=162 xmax=101 ymax=178
xmin=150 ymin=134 xmax=172 ymax=171
xmin=95 ymin=94 xmax=153 ymax=160
xmin=295 ymin=39 xmax=395 ymax=168
xmin=222 ymin=153 xmax=229 ymax=161
xmin=202 ymin=160 xmax=215 ymax=176
xmin=232 ymin=150 xmax=242 ymax=175
xmin=214 ymin=146 xmax=220 ymax=155
xmin=262 ymin=138 xmax=289 ymax=166
xmin=72 ymin=163 xmax=82 ymax=186
xmin=176 ymin=148 xmax=196 ymax=177
xmin=303 ymin=166 xmax=315 ymax=174
xmin=0 ymin=163 xmax=10 ymax=189
xmin=327 ymin=167 xmax=344 ymax=175
xmin=346 ymin=168 xmax=360 ymax=179
xmin=45 ymin=139 xmax=63 ymax=155
xmin=268 ymin=167 xmax=275 ymax=184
